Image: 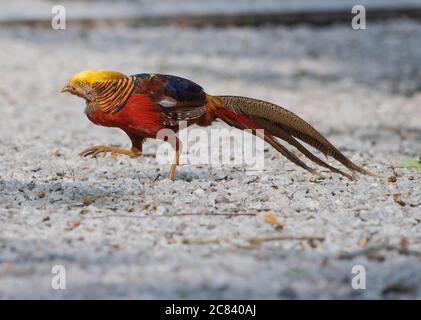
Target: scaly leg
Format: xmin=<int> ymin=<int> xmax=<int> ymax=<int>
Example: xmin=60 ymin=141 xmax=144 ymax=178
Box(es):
xmin=79 ymin=145 xmax=141 ymax=158
xmin=168 ymin=137 xmax=182 ymax=181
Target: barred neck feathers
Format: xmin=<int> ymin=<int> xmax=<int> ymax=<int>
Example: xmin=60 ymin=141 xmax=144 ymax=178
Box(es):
xmin=92 ymin=76 xmax=135 ymax=114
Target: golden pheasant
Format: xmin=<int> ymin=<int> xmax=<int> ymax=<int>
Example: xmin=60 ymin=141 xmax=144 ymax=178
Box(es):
xmin=62 ymin=70 xmax=373 ymax=180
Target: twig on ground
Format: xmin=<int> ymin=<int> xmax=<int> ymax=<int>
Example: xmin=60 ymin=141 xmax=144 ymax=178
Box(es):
xmin=88 ymin=212 xmax=258 ymax=220
xmin=247 ymin=234 xmax=325 ymax=245
xmin=337 ymin=244 xmax=421 ymax=260
xmin=142 ymin=152 xmax=156 ymax=158
xmin=182 ymin=234 xmax=325 ymax=246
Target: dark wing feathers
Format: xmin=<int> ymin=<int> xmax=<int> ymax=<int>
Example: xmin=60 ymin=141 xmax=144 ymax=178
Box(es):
xmin=133 ymin=73 xmax=207 ymax=109
xmin=133 ymin=73 xmax=207 ymax=122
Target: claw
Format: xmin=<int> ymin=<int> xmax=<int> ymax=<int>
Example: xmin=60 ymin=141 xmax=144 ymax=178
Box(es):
xmin=79 ymin=146 xmax=108 ymax=158
xmin=79 ymin=145 xmax=140 ymax=159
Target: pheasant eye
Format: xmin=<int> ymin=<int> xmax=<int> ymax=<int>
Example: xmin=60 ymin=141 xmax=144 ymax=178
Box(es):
xmin=77 ymin=81 xmax=83 ymax=86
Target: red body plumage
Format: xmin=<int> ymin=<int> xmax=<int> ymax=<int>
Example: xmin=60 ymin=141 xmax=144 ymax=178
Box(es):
xmin=87 ymin=93 xmax=167 ymax=138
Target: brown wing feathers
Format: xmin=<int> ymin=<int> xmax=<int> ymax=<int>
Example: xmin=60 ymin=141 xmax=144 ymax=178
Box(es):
xmin=217 ymin=95 xmax=373 ymax=179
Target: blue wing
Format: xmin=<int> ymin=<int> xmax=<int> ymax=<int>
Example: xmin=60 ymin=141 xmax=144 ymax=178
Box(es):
xmin=133 ymin=73 xmax=207 ymax=109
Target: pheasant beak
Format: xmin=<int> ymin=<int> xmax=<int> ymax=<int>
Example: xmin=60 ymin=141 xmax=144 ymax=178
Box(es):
xmin=62 ymin=85 xmax=76 ymax=94
xmin=61 ymin=84 xmax=94 ymax=102
xmin=61 ymin=85 xmax=72 ymax=94
xmin=61 ymin=84 xmax=81 ymax=97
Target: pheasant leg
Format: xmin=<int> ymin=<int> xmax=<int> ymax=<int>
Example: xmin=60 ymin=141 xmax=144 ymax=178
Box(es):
xmin=79 ymin=145 xmax=141 ymax=158
xmin=167 ymin=138 xmax=182 ymax=181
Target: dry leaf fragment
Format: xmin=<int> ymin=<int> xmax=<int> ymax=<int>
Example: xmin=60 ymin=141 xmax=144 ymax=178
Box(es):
xmin=393 ymin=193 xmax=406 ymax=206
xmin=358 ymin=236 xmax=369 ymax=248
xmin=400 ymin=237 xmax=409 ymax=251
xmin=151 ymin=204 xmax=157 ymax=215
xmin=82 ymin=195 xmax=102 ymax=206
xmin=263 ymin=213 xmax=284 ymax=230
xmin=65 ymin=220 xmax=81 ymax=231
xmin=37 ymin=192 xmax=46 ymax=199
xmin=388 ymin=176 xmax=397 ymax=183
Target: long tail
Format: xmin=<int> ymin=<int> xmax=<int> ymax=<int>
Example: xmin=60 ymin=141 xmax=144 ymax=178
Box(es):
xmin=209 ymin=95 xmax=374 ymax=180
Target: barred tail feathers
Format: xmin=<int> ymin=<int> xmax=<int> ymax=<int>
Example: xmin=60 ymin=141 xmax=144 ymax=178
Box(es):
xmin=212 ymin=95 xmax=374 ymax=179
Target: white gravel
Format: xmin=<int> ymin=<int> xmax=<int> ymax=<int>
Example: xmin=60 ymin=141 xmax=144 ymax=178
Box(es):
xmin=0 ymin=20 xmax=420 ymax=299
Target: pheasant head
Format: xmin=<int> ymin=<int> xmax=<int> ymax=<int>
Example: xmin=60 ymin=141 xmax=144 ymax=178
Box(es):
xmin=61 ymin=69 xmax=134 ymax=113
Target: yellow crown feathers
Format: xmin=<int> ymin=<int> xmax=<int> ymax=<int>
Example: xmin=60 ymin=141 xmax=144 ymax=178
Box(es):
xmin=68 ymin=70 xmax=127 ymax=85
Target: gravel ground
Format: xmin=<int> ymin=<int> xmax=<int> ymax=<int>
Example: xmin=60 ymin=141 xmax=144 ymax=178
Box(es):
xmin=0 ymin=20 xmax=421 ymax=299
